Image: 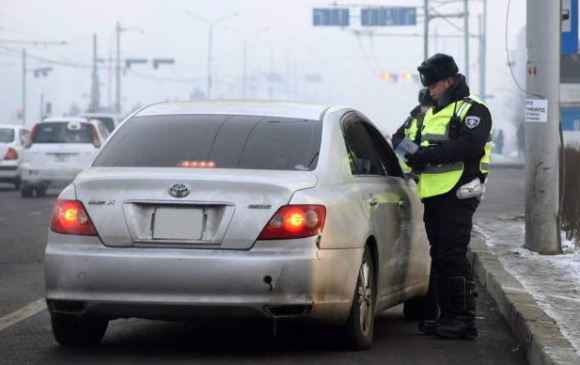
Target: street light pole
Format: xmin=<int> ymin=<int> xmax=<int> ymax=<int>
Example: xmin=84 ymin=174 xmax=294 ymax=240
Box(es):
xmin=463 ymin=0 xmax=469 ymax=83
xmin=22 ymin=48 xmax=26 ymax=126
xmin=116 ymin=22 xmax=121 ymax=114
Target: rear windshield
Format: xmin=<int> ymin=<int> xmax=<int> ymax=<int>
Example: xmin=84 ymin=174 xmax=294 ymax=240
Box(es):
xmin=93 ymin=114 xmax=322 ymax=171
xmin=33 ymin=122 xmax=94 ymax=144
xmin=0 ymin=128 xmax=15 ymax=143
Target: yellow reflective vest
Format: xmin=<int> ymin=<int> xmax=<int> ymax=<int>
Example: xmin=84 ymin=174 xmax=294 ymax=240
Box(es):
xmin=415 ymin=94 xmax=492 ymax=199
xmin=400 ymin=116 xmax=421 ymax=173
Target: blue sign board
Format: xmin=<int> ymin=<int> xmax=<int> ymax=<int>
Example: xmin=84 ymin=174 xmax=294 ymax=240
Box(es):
xmin=361 ymin=7 xmax=417 ymax=26
xmin=562 ymin=0 xmax=579 ymax=54
xmin=562 ymin=107 xmax=580 ymax=131
xmin=313 ymin=8 xmax=350 ymax=27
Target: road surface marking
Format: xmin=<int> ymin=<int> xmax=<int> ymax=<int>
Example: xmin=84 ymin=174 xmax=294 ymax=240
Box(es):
xmin=0 ymin=299 xmax=46 ymax=332
xmin=0 ymin=217 xmax=6 ymax=221
xmin=28 ymin=211 xmax=42 ymax=216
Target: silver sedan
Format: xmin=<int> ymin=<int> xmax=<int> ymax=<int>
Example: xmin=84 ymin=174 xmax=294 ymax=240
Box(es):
xmin=44 ymin=101 xmax=434 ymax=350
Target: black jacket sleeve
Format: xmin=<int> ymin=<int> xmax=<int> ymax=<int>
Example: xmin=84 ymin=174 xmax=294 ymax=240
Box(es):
xmin=407 ymin=103 xmax=491 ymax=166
xmin=391 ymin=116 xmax=412 ymax=149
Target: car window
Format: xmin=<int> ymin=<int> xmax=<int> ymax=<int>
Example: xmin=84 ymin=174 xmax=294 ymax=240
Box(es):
xmin=360 ymin=120 xmax=404 ymax=178
xmin=341 ymin=113 xmax=385 ymax=177
xmin=89 ymin=117 xmax=115 ymax=133
xmin=0 ymin=128 xmax=15 ymax=143
xmin=93 ymin=114 xmax=322 ymax=171
xmin=97 ymin=123 xmax=109 ymax=140
xmin=33 ymin=122 xmax=94 ymax=144
xmin=19 ymin=130 xmax=29 ymax=146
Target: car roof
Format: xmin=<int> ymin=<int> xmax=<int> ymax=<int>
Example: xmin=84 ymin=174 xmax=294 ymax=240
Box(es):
xmin=135 ymin=100 xmax=331 ymax=121
xmin=0 ymin=124 xmax=25 ymax=130
xmin=79 ymin=113 xmax=120 ymax=119
xmin=42 ymin=117 xmax=93 ymax=124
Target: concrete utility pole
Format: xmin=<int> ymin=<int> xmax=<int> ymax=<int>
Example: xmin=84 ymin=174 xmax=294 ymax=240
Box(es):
xmin=424 ymin=0 xmax=429 ymax=59
xmin=478 ymin=0 xmax=487 ymax=102
xmin=463 ymin=0 xmax=469 ymax=83
xmin=524 ymin=0 xmax=562 ymax=254
xmin=22 ymin=48 xmax=26 ymax=126
xmin=90 ymin=34 xmax=100 ymax=112
xmin=115 ymin=22 xmax=121 ymax=114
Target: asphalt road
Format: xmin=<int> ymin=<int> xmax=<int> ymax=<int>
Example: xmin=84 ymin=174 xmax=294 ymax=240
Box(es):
xmin=0 ymin=174 xmax=527 ymax=365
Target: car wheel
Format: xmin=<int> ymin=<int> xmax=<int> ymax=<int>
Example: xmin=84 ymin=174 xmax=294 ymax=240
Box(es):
xmin=21 ymin=185 xmax=33 ymax=198
xmin=403 ymin=269 xmax=439 ymax=321
xmin=35 ymin=187 xmax=47 ymax=197
xmin=338 ymin=246 xmax=375 ymax=350
xmin=51 ymin=316 xmax=108 ymax=346
xmin=14 ymin=177 xmax=21 ymax=190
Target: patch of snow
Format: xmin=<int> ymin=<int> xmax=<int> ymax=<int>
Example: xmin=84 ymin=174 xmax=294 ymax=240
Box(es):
xmin=477 ymin=218 xmax=580 ymax=357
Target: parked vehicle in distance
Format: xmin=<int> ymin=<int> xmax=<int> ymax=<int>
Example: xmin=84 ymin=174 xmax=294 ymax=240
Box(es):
xmin=45 ymin=101 xmax=434 ymax=350
xmin=78 ymin=113 xmax=122 ymax=133
xmin=0 ymin=125 xmax=29 ymax=189
xmin=20 ymin=117 xmax=109 ymax=197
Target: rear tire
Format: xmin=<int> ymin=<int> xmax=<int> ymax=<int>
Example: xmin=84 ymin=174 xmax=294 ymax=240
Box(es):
xmin=338 ymin=246 xmax=376 ymax=350
xmin=35 ymin=186 xmax=47 ymax=197
xmin=403 ymin=270 xmax=439 ymax=321
xmin=21 ymin=185 xmax=33 ymax=198
xmin=51 ymin=316 xmax=108 ymax=346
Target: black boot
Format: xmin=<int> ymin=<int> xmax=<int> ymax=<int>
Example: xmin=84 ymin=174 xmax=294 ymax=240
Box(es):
xmin=418 ymin=273 xmax=449 ymax=335
xmin=436 ymin=277 xmax=478 ymax=340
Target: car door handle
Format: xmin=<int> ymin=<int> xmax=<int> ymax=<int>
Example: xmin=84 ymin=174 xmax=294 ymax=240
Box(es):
xmin=398 ymin=200 xmax=409 ymax=208
xmin=369 ymin=197 xmax=379 ymax=206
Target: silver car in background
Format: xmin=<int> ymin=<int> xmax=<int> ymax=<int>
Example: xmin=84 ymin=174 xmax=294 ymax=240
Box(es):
xmin=45 ymin=101 xmax=433 ymax=350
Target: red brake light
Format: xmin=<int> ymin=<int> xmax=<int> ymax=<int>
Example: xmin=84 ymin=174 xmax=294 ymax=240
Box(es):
xmin=50 ymin=200 xmax=98 ymax=236
xmin=90 ymin=125 xmax=101 ymax=148
xmin=258 ymin=205 xmax=326 ymax=240
xmin=180 ymin=161 xmax=216 ymax=168
xmin=3 ymin=148 xmax=18 ymax=160
xmin=26 ymin=125 xmax=38 ymax=148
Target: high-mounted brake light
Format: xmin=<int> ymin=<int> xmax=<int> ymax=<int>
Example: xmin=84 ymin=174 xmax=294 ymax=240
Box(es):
xmin=258 ymin=205 xmax=326 ymax=240
xmin=50 ymin=200 xmax=98 ymax=236
xmin=3 ymin=148 xmax=18 ymax=160
xmin=180 ymin=161 xmax=216 ymax=168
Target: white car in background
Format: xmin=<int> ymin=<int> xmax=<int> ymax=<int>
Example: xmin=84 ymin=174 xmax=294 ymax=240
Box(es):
xmin=78 ymin=113 xmax=122 ymax=133
xmin=20 ymin=117 xmax=110 ymax=197
xmin=0 ymin=125 xmax=29 ymax=189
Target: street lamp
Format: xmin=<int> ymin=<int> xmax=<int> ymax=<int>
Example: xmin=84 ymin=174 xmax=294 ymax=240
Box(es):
xmin=115 ymin=22 xmax=144 ymax=113
xmin=185 ymin=11 xmax=238 ymax=99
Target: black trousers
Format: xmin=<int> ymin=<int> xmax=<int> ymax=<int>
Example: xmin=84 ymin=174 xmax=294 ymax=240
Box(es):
xmin=423 ymin=191 xmax=479 ymax=284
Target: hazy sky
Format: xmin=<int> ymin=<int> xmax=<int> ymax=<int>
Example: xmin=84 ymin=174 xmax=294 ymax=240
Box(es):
xmin=0 ymin=0 xmax=527 ymax=149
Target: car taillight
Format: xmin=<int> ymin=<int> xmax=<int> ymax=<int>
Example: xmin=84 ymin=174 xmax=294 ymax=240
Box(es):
xmin=25 ymin=125 xmax=38 ymax=148
xmin=90 ymin=126 xmax=101 ymax=148
xmin=258 ymin=205 xmax=326 ymax=240
xmin=3 ymin=148 xmax=18 ymax=160
xmin=50 ymin=200 xmax=98 ymax=236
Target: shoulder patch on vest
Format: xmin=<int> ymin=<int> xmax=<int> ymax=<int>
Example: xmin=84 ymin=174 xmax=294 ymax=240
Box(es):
xmin=465 ymin=116 xmax=480 ymax=129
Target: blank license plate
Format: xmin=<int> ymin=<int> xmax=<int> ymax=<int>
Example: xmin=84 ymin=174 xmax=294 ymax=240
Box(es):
xmin=153 ymin=208 xmax=204 ymax=240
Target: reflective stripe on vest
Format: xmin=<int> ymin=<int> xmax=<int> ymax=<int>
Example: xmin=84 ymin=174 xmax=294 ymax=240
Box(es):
xmin=416 ymin=94 xmax=492 ymax=198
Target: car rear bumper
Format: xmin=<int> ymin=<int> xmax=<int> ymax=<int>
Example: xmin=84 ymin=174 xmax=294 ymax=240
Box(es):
xmin=0 ymin=160 xmax=19 ymax=180
xmin=21 ymin=166 xmax=80 ymax=187
xmin=45 ymin=233 xmax=363 ymax=324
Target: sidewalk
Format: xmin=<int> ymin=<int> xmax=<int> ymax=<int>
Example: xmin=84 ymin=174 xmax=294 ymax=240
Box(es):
xmin=470 ymin=168 xmax=580 ymax=365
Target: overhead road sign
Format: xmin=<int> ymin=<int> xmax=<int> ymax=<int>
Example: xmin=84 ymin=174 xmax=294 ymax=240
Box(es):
xmin=313 ymin=8 xmax=350 ymax=27
xmin=561 ymin=0 xmax=578 ymax=54
xmin=361 ymin=7 xmax=417 ymax=27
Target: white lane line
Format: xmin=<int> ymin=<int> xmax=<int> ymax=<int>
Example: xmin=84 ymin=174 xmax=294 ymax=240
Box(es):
xmin=0 ymin=299 xmax=46 ymax=332
xmin=28 ymin=211 xmax=42 ymax=216
xmin=0 ymin=217 xmax=6 ymax=221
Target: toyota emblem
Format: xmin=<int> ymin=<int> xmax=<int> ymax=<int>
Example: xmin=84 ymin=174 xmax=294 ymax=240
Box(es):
xmin=168 ymin=183 xmax=190 ymax=198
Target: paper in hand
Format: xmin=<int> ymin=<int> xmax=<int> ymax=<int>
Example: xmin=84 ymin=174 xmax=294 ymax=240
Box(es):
xmin=394 ymin=137 xmax=419 ymax=162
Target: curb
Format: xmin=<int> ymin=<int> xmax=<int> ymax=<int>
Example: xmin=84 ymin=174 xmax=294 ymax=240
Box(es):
xmin=468 ymin=234 xmax=579 ymax=365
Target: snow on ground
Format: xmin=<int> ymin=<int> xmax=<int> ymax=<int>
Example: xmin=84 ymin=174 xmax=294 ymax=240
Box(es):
xmin=476 ymin=217 xmax=580 ymax=356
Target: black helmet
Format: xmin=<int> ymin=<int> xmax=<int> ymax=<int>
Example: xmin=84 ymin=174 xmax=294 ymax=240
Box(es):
xmin=417 ymin=53 xmax=459 ymax=87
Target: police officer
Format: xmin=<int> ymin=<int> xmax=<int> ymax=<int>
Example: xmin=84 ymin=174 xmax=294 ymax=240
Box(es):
xmin=392 ymin=88 xmax=435 ymax=174
xmin=405 ymin=54 xmax=493 ymax=340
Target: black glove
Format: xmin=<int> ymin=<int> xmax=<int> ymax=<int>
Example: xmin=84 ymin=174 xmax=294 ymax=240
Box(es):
xmin=406 ymin=149 xmax=427 ymax=168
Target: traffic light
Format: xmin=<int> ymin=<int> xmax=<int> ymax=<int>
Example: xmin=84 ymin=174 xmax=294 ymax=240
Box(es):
xmin=17 ymin=108 xmax=24 ymax=120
